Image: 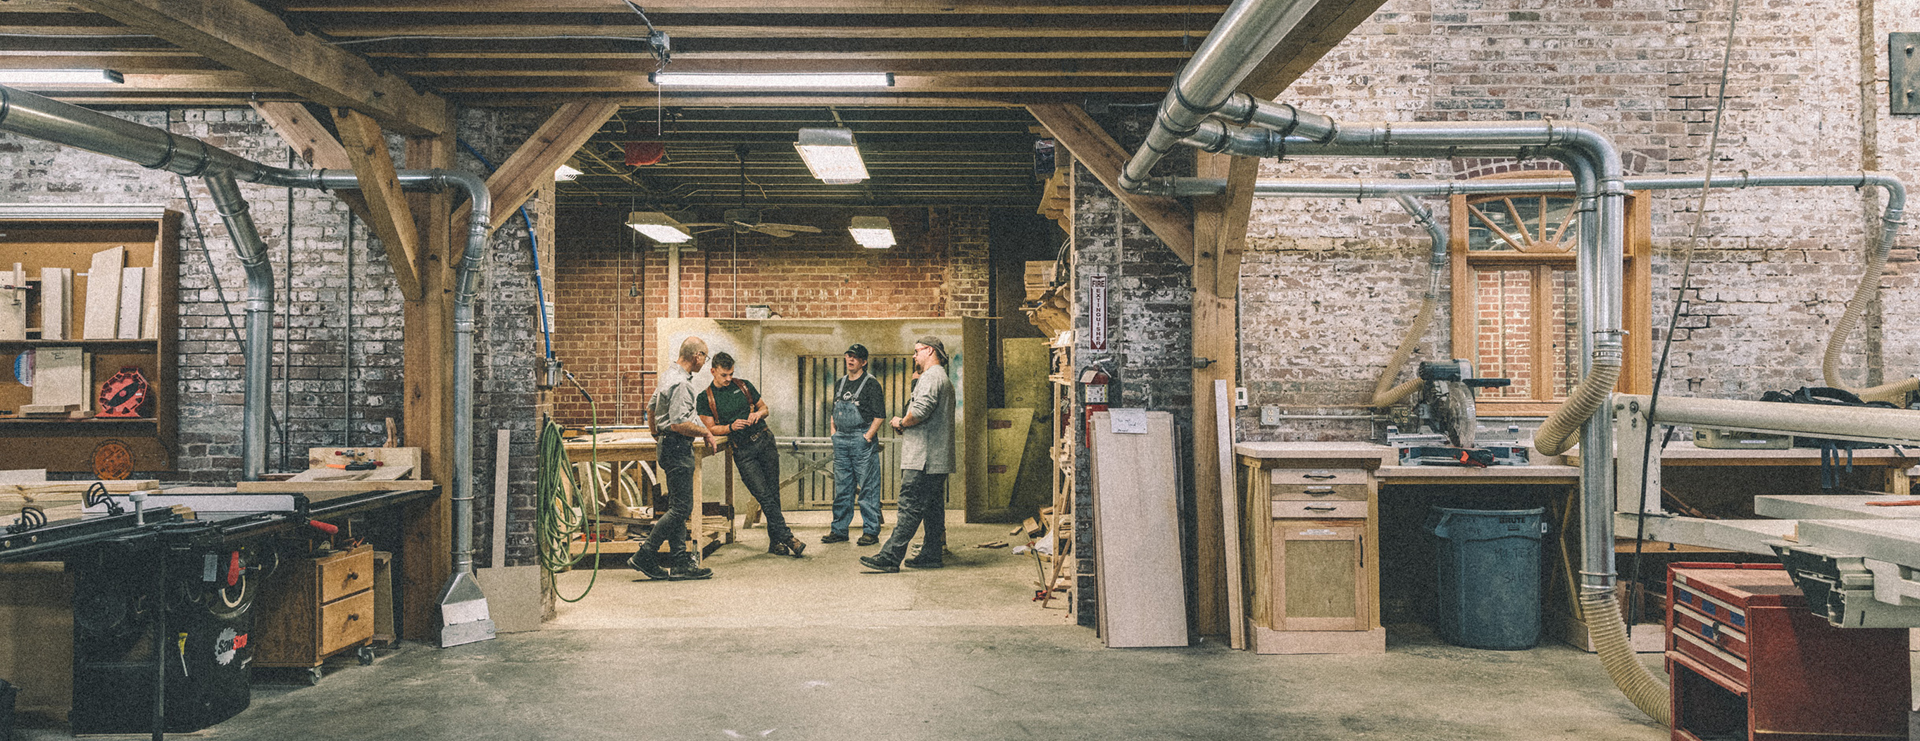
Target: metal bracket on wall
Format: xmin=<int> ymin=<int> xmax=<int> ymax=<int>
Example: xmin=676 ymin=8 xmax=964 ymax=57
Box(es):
xmin=1894 ymin=33 xmax=1920 ymax=115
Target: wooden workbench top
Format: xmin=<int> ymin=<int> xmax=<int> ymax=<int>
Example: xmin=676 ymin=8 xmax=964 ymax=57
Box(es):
xmin=1234 ymin=441 xmax=1578 ymax=481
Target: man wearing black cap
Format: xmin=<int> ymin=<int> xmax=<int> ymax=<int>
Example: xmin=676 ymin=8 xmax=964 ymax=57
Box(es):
xmin=825 ymin=344 xmax=886 ymax=545
xmin=862 ymin=335 xmax=955 ymax=573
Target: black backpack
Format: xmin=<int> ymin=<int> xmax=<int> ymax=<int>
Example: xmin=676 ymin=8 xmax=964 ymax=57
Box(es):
xmin=1759 ymin=386 xmax=1900 ymax=489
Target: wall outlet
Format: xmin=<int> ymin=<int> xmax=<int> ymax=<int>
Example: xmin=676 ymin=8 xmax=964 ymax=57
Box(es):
xmin=1234 ymin=386 xmax=1248 ymax=408
xmin=1260 ymin=405 xmax=1281 ymax=426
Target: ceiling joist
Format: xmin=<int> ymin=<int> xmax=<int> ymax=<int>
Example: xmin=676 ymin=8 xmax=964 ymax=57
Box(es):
xmin=1027 ymin=103 xmax=1193 ymax=264
xmin=334 ymin=107 xmax=426 ymax=301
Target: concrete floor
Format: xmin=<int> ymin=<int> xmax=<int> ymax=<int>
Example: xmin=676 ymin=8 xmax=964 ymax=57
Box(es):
xmin=15 ymin=512 xmax=1730 ymax=740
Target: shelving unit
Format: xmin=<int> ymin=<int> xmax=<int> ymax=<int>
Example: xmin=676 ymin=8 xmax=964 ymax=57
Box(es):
xmin=0 ymin=205 xmax=180 ymax=473
xmin=1040 ymin=332 xmax=1074 ymax=608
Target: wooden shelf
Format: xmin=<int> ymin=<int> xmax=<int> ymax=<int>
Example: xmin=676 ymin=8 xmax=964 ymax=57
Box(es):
xmin=0 ymin=339 xmax=158 ymax=349
xmin=0 ymin=417 xmax=156 ymax=426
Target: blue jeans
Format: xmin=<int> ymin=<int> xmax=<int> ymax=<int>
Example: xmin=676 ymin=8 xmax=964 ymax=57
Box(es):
xmin=830 ymin=430 xmax=883 ymax=536
xmin=874 ymin=470 xmax=945 ymax=566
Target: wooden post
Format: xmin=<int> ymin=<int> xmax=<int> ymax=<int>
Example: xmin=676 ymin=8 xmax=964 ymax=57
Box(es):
xmin=1188 ymin=151 xmax=1256 ymax=639
xmin=399 ymin=133 xmax=456 ymax=642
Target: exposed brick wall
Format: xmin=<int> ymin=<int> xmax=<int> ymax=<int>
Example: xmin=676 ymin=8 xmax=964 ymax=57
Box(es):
xmin=1236 ymin=0 xmax=1920 ymax=442
xmin=0 ymin=106 xmax=553 ymax=566
xmin=550 ymin=205 xmax=992 ymax=426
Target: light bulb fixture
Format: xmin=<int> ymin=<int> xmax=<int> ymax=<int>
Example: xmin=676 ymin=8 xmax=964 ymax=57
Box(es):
xmin=553 ymin=164 xmax=582 ymax=182
xmin=0 ymin=69 xmax=124 ymax=85
xmin=849 ymin=216 xmax=895 ymax=249
xmin=625 ymin=211 xmax=692 ymax=243
xmin=795 ymin=127 xmax=869 ymax=184
xmin=649 ymin=72 xmax=893 ymax=88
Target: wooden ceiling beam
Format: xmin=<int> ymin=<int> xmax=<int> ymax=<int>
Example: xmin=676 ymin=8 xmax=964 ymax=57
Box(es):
xmin=71 ymin=0 xmax=453 ymax=136
xmin=453 ymin=100 xmax=620 ymax=232
xmin=312 ymin=22 xmax=1213 ymax=40
xmin=1027 ymin=103 xmax=1194 ymax=264
xmin=251 ymin=100 xmax=382 ymax=231
xmin=1192 ymin=152 xmax=1258 ymax=299
xmin=368 ymin=49 xmax=1195 ymax=60
xmin=280 ymin=0 xmax=1225 ymax=12
xmin=440 ymin=77 xmax=1169 ymax=94
xmin=334 ymin=107 xmax=425 ymax=301
xmin=1242 ymin=0 xmax=1390 ymax=100
xmin=395 ymin=59 xmax=1176 ymax=76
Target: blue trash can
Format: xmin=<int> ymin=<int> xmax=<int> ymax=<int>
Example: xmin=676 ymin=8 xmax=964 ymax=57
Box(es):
xmin=1427 ymin=505 xmax=1548 ymax=650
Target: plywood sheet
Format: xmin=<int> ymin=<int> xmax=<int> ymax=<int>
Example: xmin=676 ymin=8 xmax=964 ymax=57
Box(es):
xmin=141 ymin=260 xmax=160 ymax=340
xmin=30 ymin=346 xmax=85 ymax=408
xmin=40 ymin=267 xmax=70 ymax=340
xmin=81 ymin=246 xmax=123 ymax=339
xmin=307 ymin=446 xmax=421 ymax=475
xmin=0 ymin=263 xmax=25 ymax=340
xmin=1089 ymin=410 xmax=1188 ymax=648
xmin=116 ymin=266 xmax=144 ymax=339
xmin=983 ymin=408 xmax=1033 ymax=515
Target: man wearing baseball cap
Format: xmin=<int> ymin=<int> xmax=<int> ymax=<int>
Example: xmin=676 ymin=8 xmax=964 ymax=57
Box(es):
xmin=824 ymin=343 xmax=887 ymax=545
xmin=862 ymin=335 xmax=954 ymax=572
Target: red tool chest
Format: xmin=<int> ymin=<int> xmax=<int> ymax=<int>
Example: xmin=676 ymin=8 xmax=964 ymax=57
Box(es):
xmin=1666 ymin=563 xmax=1908 ymax=741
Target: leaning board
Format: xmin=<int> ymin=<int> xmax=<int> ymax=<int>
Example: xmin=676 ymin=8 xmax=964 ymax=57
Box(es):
xmin=1089 ymin=410 xmax=1187 ymax=648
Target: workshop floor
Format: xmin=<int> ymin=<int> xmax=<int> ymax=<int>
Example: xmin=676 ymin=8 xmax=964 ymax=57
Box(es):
xmin=19 ymin=511 xmax=1908 ymax=740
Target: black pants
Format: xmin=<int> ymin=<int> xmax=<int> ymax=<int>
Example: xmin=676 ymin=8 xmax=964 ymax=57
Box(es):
xmin=643 ymin=433 xmax=695 ymax=555
xmin=875 ymin=469 xmax=946 ymax=566
xmin=732 ymin=430 xmax=793 ymax=544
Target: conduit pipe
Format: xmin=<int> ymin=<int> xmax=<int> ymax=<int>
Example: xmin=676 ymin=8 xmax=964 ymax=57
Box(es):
xmin=1115 ymin=0 xmax=1330 ymax=192
xmin=0 ymin=84 xmax=497 ymax=643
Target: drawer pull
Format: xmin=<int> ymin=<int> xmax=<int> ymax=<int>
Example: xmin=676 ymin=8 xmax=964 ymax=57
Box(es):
xmin=1304 ymin=504 xmax=1337 ymax=512
xmin=347 ymin=614 xmax=360 ymax=622
xmin=1302 ymin=473 xmax=1336 ymax=480
xmin=346 ymin=572 xmax=360 ymax=581
xmin=1304 ymin=487 xmax=1335 ymax=496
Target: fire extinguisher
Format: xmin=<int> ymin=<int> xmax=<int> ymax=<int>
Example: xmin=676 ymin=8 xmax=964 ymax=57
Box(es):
xmin=1079 ymin=367 xmax=1111 ymax=445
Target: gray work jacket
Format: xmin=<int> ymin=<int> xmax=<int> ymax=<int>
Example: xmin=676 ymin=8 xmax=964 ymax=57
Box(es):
xmin=899 ymin=363 xmax=955 ymax=474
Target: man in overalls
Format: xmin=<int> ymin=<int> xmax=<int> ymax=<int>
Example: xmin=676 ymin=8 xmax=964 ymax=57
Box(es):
xmin=824 ymin=344 xmax=886 ymax=545
xmin=629 ymin=336 xmax=720 ymax=581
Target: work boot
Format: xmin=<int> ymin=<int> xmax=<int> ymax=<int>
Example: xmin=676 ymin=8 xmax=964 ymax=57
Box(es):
xmin=821 ymin=532 xmax=849 ymax=544
xmin=856 ymin=532 xmax=879 ymax=546
xmin=769 ymin=540 xmax=790 ymax=556
xmin=859 ymin=554 xmax=899 ymax=573
xmin=669 ymin=553 xmax=713 ymax=580
xmin=784 ymin=537 xmax=806 ymax=558
xmin=626 ymin=549 xmax=670 ymax=580
xmin=903 ymin=556 xmax=944 ymax=569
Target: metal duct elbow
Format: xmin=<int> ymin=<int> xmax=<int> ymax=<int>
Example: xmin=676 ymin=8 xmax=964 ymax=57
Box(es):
xmin=202 ymin=173 xmax=275 ymax=482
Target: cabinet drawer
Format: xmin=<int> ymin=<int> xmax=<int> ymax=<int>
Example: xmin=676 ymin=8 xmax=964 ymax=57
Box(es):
xmin=1272 ymin=500 xmax=1368 ymax=519
xmin=1271 ymin=483 xmax=1367 ymax=502
xmin=1270 ymin=468 xmax=1368 ymax=486
xmin=318 ymin=590 xmax=375 ymax=656
xmin=317 ymin=548 xmax=374 ymax=604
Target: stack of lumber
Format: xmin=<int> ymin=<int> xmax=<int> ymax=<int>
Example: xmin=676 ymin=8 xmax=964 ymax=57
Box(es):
xmin=1 ymin=469 xmax=159 ymax=518
xmin=234 ymin=447 xmax=427 ymax=493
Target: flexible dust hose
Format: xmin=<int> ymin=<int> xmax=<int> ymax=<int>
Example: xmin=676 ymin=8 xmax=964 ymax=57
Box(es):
xmin=1580 ymin=589 xmax=1670 ymax=725
xmin=1534 ymin=353 xmax=1621 ymax=456
xmin=1369 ymin=196 xmax=1448 ymax=408
xmin=1821 ymin=179 xmax=1909 ymax=403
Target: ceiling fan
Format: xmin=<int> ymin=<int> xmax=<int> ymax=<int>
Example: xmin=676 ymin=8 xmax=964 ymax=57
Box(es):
xmin=682 ymin=145 xmax=822 ymax=239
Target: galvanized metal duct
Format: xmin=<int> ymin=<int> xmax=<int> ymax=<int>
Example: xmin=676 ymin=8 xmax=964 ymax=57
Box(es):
xmin=1115 ymin=0 xmax=1328 ymax=192
xmin=0 ymin=84 xmax=497 ymax=643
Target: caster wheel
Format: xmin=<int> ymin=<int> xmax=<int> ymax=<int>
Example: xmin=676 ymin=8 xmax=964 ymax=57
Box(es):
xmin=305 ymin=666 xmax=323 ymax=685
xmin=357 ymin=645 xmax=375 ymax=666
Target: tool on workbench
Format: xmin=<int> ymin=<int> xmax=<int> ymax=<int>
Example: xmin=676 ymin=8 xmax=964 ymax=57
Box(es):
xmin=1384 ymin=360 xmax=1529 ymax=466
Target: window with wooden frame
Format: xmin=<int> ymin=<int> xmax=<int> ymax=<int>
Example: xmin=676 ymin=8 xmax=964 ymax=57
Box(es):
xmin=1448 ymin=174 xmax=1652 ymax=415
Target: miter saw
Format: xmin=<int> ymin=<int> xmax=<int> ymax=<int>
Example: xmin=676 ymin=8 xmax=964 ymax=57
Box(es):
xmin=1383 ymin=359 xmax=1530 ymax=466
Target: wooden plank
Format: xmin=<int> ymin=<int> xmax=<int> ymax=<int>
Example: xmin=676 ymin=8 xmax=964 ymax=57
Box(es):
xmin=234 ymin=479 xmax=435 ymax=494
xmin=452 ymin=100 xmax=619 ymax=231
xmin=140 ymin=259 xmax=159 ymax=339
xmin=1026 ymin=103 xmax=1194 ymax=263
xmin=30 ymin=346 xmax=85 ymax=408
xmin=307 ymin=446 xmax=423 ymax=475
xmin=116 ymin=265 xmax=144 ymax=339
xmin=81 ymin=245 xmax=123 ymax=339
xmin=73 ymin=0 xmax=453 ymax=136
xmin=1215 ymin=380 xmax=1246 ymax=650
xmin=492 ymin=429 xmax=510 ymax=568
xmin=334 ymin=107 xmax=424 ymax=301
xmin=1088 ymin=410 xmax=1188 ymax=647
xmin=40 ymin=267 xmax=70 ymax=341
xmin=1243 ymin=0 xmax=1392 ymax=100
xmin=0 ymin=263 xmax=23 ymax=340
xmin=1188 ymin=155 xmax=1246 ymax=640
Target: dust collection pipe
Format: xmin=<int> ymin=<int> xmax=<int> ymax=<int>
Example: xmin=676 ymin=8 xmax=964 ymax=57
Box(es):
xmin=1123 ymin=106 xmax=1666 ymax=718
xmin=1366 ymin=194 xmax=1446 ymax=409
xmin=1145 ymin=170 xmax=1913 ymax=404
xmin=0 ymin=84 xmax=496 ymax=644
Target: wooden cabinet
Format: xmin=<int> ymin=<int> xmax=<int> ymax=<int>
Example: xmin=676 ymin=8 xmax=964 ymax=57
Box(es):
xmin=0 ymin=205 xmax=179 ymax=474
xmin=254 ymin=545 xmax=377 ymax=673
xmin=1236 ymin=443 xmax=1386 ymax=654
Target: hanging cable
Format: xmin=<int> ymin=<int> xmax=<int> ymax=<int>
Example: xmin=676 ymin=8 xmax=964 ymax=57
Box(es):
xmin=537 ymin=407 xmax=605 ymax=602
xmin=455 ymin=139 xmax=558 ymax=364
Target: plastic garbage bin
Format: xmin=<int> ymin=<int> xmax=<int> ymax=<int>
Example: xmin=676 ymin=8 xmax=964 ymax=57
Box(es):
xmin=1427 ymin=505 xmax=1548 ymax=650
xmin=0 ymin=678 xmax=16 ymax=741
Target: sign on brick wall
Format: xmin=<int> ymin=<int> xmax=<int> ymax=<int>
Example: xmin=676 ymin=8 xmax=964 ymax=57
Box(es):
xmin=1089 ymin=272 xmax=1107 ymax=351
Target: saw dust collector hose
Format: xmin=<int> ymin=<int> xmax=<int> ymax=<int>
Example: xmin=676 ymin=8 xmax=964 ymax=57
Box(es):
xmin=1370 ymin=195 xmax=1447 ymax=408
xmin=1822 ymin=183 xmax=1914 ymax=404
xmin=1580 ymin=588 xmax=1671 ymax=725
xmin=1532 ymin=348 xmax=1621 ymax=456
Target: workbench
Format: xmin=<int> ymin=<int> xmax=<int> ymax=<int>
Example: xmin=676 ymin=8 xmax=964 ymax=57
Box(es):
xmin=561 ymin=430 xmax=735 ymax=558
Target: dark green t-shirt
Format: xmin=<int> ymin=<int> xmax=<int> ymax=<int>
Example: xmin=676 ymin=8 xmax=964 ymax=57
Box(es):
xmin=696 ymin=379 xmax=768 ymax=435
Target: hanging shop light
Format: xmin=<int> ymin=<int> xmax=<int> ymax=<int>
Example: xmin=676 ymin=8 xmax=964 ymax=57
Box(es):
xmin=848 ymin=215 xmax=895 ymax=249
xmin=795 ymin=127 xmax=869 ymax=184
xmin=626 ymin=211 xmax=692 ymax=243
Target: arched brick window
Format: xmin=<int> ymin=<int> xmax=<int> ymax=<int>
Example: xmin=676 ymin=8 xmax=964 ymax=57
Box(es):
xmin=1448 ymin=173 xmax=1652 ymax=415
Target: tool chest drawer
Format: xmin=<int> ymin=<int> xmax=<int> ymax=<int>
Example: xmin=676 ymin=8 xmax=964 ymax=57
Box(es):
xmin=1665 ymin=562 xmax=1909 ymax=741
xmin=255 ymin=544 xmax=376 ymax=671
xmin=316 ymin=547 xmax=374 ymax=604
xmin=1270 ymin=483 xmax=1368 ymax=501
xmin=1271 ymin=500 xmax=1368 ymax=519
xmin=1270 ymin=468 xmax=1369 ymax=487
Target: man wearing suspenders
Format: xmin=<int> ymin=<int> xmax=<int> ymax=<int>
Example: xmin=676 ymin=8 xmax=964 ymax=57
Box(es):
xmin=630 ymin=336 xmax=720 ymax=581
xmin=824 ymin=344 xmax=886 ymax=545
xmin=697 ymin=352 xmax=805 ymax=559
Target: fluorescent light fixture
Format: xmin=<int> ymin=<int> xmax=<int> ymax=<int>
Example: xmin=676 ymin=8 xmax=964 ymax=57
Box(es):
xmin=0 ymin=69 xmax=124 ymax=85
xmin=626 ymin=211 xmax=692 ymax=243
xmin=554 ymin=164 xmax=582 ymax=182
xmin=849 ymin=216 xmax=895 ymax=249
xmin=649 ymin=72 xmax=893 ymax=88
xmin=795 ymin=127 xmax=869 ymax=184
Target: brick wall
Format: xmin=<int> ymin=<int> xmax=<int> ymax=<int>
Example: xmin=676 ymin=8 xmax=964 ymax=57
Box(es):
xmin=1237 ymin=0 xmax=1920 ymax=441
xmin=0 ymin=105 xmax=553 ymax=566
xmin=550 ymin=205 xmax=992 ymax=426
